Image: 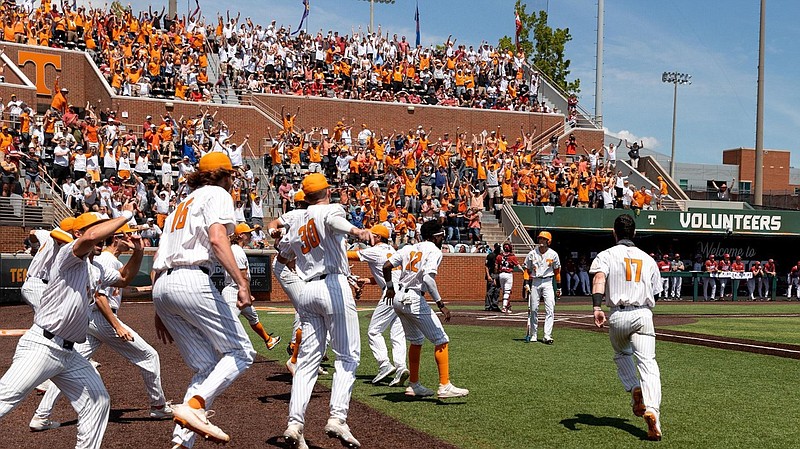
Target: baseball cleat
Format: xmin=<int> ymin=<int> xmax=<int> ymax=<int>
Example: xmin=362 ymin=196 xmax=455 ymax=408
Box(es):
xmin=643 ymin=410 xmax=662 ymax=441
xmin=89 ymin=358 xmax=101 ymax=369
xmin=29 ymin=417 xmax=60 ymax=432
xmin=286 ymin=342 xmax=295 ymax=356
xmin=500 ymin=306 xmax=508 ymax=313
xmin=543 ymin=338 xmax=554 ymax=345
xmin=324 ymin=417 xmax=361 ymax=448
xmin=437 ymin=383 xmax=469 ymax=399
xmin=150 ymin=403 xmax=174 ymax=420
xmin=524 ymin=335 xmax=532 ymax=343
xmin=286 ymin=360 xmax=297 ymax=376
xmin=372 ymin=364 xmax=396 ymax=384
xmin=283 ymin=423 xmax=309 ymax=449
xmin=389 ymin=368 xmax=410 ymax=387
xmin=266 ymin=334 xmax=281 ymax=350
xmin=631 ymin=387 xmax=646 ymax=417
xmin=405 ymin=382 xmax=434 ymax=397
xmin=171 ymin=404 xmax=230 ymax=444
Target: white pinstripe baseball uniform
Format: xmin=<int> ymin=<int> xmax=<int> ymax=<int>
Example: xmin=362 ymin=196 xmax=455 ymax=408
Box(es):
xmin=152 ymin=185 xmax=256 ymax=448
xmin=33 ymin=250 xmax=168 ymax=422
xmin=222 ymin=243 xmax=262 ymax=326
xmin=589 ymin=240 xmax=662 ymax=418
xmin=281 ymin=203 xmax=360 ymax=427
xmin=0 ymin=241 xmax=110 ymax=449
xmin=388 ymin=242 xmax=449 ymax=347
xmin=21 ymin=229 xmax=58 ymax=312
xmin=523 ymin=247 xmax=561 ymax=342
xmin=355 ymin=243 xmax=407 ymax=377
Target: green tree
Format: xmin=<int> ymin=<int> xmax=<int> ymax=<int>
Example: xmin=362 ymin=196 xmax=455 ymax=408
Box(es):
xmin=499 ymin=0 xmax=580 ymax=94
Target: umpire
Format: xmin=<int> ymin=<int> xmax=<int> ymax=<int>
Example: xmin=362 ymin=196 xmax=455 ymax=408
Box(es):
xmin=484 ymin=243 xmax=501 ymax=311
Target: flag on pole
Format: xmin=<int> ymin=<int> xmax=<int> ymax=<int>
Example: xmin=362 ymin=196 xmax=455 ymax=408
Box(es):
xmin=292 ymin=0 xmax=310 ymax=35
xmin=515 ymin=10 xmax=522 ymax=51
xmin=415 ymin=1 xmax=421 ymax=47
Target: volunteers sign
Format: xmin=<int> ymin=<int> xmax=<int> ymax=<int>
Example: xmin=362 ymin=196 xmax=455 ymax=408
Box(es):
xmin=512 ymin=206 xmax=800 ymax=236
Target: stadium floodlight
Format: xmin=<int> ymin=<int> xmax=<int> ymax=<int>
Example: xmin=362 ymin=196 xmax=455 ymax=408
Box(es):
xmin=662 ymin=71 xmax=692 ymax=179
xmin=361 ymin=0 xmax=396 ymax=34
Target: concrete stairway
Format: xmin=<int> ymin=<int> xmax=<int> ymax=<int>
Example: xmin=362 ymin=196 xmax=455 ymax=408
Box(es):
xmin=480 ymin=210 xmax=508 ymax=244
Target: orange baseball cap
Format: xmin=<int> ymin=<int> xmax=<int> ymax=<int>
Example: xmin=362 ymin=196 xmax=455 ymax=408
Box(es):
xmin=235 ymin=223 xmax=255 ymax=234
xmin=537 ymin=231 xmax=552 ymax=244
xmin=302 ymin=173 xmax=330 ymax=194
xmin=59 ymin=216 xmax=76 ymax=232
xmin=198 ymin=152 xmax=233 ymax=172
xmin=115 ymin=223 xmax=135 ymax=235
xmin=294 ymin=190 xmax=306 ymax=202
xmin=74 ymin=212 xmax=110 ymax=231
xmin=370 ymin=224 xmax=390 ymax=240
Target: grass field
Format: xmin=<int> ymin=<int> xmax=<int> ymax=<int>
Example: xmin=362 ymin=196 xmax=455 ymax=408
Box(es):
xmin=661 ymin=317 xmax=800 ymax=345
xmin=555 ymin=302 xmax=800 ymax=315
xmin=247 ymin=306 xmax=800 ymax=449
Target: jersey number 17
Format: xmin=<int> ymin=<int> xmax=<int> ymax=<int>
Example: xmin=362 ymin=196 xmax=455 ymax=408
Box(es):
xmin=624 ymin=258 xmax=643 ymax=283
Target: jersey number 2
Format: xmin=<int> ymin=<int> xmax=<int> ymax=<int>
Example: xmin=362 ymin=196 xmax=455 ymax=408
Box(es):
xmin=170 ymin=198 xmax=194 ymax=232
xmin=624 ymin=258 xmax=643 ymax=282
xmin=298 ymin=218 xmax=321 ymax=254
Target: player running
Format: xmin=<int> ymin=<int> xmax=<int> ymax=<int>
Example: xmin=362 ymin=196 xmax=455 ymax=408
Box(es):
xmin=589 ymin=213 xmax=664 ymax=441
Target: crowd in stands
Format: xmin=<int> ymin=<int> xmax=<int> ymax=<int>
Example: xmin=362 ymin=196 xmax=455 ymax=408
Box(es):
xmin=0 ymin=1 xmax=556 ymax=111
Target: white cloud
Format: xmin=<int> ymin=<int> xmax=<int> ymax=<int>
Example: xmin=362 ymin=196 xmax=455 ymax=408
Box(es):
xmin=604 ymin=128 xmax=659 ymax=150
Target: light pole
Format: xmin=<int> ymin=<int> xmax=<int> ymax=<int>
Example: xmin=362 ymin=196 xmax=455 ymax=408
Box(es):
xmin=661 ymin=71 xmax=691 ymax=179
xmin=361 ymin=0 xmax=396 ymax=34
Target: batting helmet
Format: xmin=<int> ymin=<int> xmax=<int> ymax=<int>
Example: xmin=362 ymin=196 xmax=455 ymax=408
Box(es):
xmin=537 ymin=231 xmax=552 ymax=244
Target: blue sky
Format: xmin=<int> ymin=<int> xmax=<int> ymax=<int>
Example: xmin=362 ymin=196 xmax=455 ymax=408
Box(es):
xmin=118 ymin=0 xmax=800 ymax=167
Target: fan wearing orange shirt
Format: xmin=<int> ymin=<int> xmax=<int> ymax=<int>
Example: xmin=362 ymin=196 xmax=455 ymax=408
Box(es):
xmin=402 ymin=169 xmax=421 ymax=214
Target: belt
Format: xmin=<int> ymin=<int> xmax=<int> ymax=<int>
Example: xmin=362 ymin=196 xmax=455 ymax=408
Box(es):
xmin=487 ymin=185 xmax=499 ymax=188
xmin=532 ymin=276 xmax=553 ymax=280
xmin=27 ymin=276 xmax=48 ymax=284
xmin=308 ymin=273 xmax=328 ymax=282
xmin=613 ymin=304 xmax=646 ymax=310
xmin=42 ymin=329 xmax=74 ymax=350
xmin=167 ymin=266 xmax=210 ymax=275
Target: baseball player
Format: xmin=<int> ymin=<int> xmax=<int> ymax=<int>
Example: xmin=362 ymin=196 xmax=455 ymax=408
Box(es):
xmin=496 ymin=242 xmax=522 ymax=313
xmin=31 ymin=223 xmax=172 ymax=430
xmin=590 ymin=213 xmax=663 ymax=441
xmin=21 ymin=217 xmax=76 ymax=312
xmin=670 ymin=254 xmax=684 ymax=300
xmin=0 ymin=207 xmax=138 ymax=449
xmin=523 ymin=231 xmax=561 ymax=344
xmin=280 ymin=173 xmax=375 ymax=449
xmin=703 ymin=254 xmax=717 ymax=300
xmin=788 ymin=265 xmax=800 ymax=299
xmin=222 ymin=222 xmax=281 ymax=351
xmin=152 ymin=152 xmax=256 ymax=447
xmin=348 ymin=225 xmax=409 ymax=386
xmin=656 ymin=255 xmax=671 ymax=300
xmin=762 ymin=259 xmax=776 ymax=300
xmin=717 ymin=254 xmax=732 ymax=299
xmin=382 ymin=219 xmax=469 ymax=400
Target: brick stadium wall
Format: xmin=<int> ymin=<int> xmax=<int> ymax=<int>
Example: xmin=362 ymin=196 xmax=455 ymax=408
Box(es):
xmin=0 ymin=226 xmax=29 ymax=251
xmin=265 ymin=253 xmax=525 ymax=302
xmin=569 ymin=128 xmax=604 ymax=156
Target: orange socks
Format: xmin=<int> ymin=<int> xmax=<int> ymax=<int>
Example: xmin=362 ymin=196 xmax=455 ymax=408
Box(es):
xmin=408 ymin=344 xmax=422 ymax=383
xmin=435 ymin=343 xmax=450 ymax=385
xmin=187 ymin=395 xmax=205 ymax=410
xmin=290 ymin=328 xmax=302 ymax=364
xmin=250 ymin=322 xmax=272 ymax=344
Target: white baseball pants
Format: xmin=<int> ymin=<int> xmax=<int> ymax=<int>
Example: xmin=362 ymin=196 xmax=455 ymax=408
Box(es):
xmin=498 ymin=272 xmax=514 ymax=301
xmin=368 ymin=298 xmax=406 ymax=371
xmin=703 ymin=277 xmax=716 ymax=299
xmin=660 ymin=277 xmax=670 ymax=298
xmin=222 ymin=286 xmax=261 ymax=325
xmin=153 ymin=267 xmax=255 ymax=448
xmin=717 ymin=278 xmax=728 ymax=297
xmin=288 ymin=274 xmax=360 ymax=426
xmin=528 ymin=277 xmax=555 ymax=340
xmin=0 ymin=326 xmax=110 ymax=449
xmin=34 ymin=309 xmax=167 ymax=419
xmin=671 ymin=277 xmax=682 ymax=298
xmin=392 ymin=291 xmax=449 ymax=346
xmin=20 ymin=277 xmax=47 ymax=312
xmin=608 ymin=307 xmax=661 ymax=415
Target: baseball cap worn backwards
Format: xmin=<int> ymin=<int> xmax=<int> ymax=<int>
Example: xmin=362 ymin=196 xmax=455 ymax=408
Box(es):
xmin=198 ymin=152 xmax=233 ymax=172
xmin=294 ymin=190 xmax=306 ymax=202
xmin=302 ymin=173 xmax=329 ymax=194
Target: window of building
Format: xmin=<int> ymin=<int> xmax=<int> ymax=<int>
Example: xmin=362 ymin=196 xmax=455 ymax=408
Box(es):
xmin=679 ymin=179 xmax=688 ymax=190
xmin=739 ymin=181 xmax=752 ymax=194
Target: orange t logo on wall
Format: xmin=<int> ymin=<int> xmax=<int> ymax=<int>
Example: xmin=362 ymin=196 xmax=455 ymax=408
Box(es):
xmin=18 ymin=51 xmax=62 ymax=96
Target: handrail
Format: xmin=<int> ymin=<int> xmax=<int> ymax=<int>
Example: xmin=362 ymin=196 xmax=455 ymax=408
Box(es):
xmin=38 ymin=170 xmax=73 ymax=224
xmin=501 ymin=200 xmax=536 ymax=254
xmin=243 ymin=140 xmax=281 ymax=218
xmin=241 ymin=94 xmax=284 ymax=129
xmin=521 ymin=60 xmax=600 ymax=129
